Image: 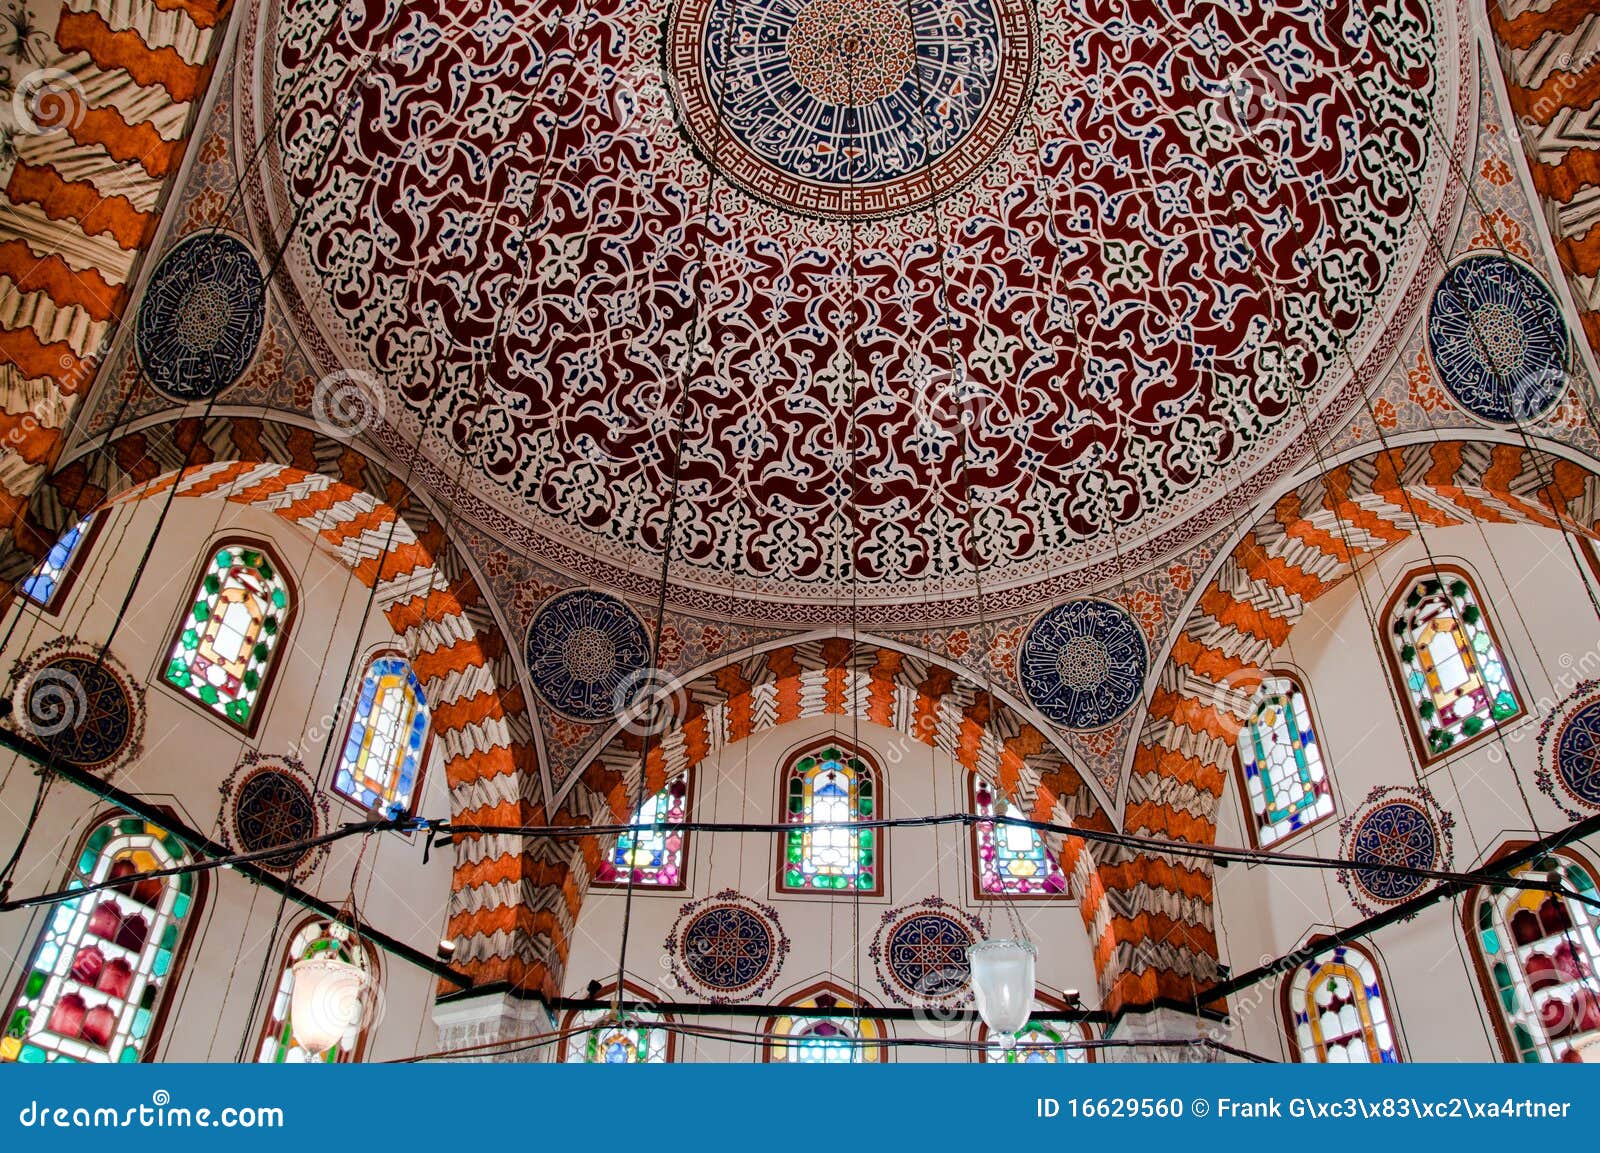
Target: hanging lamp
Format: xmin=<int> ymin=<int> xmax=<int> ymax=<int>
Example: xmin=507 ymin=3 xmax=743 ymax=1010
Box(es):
xmin=969 ymin=937 xmax=1037 ymax=1048
xmin=289 ymin=951 xmax=369 ymax=1057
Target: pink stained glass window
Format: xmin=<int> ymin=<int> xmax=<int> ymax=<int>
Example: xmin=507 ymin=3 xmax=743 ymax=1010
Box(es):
xmin=972 ymin=777 xmax=1066 ymax=897
xmin=593 ymin=772 xmax=689 ymax=888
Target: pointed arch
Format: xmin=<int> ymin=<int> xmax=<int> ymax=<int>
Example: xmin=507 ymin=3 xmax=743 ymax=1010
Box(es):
xmin=763 ymin=980 xmax=888 ymax=1063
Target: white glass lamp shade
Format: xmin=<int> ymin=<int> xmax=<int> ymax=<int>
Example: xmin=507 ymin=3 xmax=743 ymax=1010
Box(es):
xmin=969 ymin=938 xmax=1037 ymax=1047
xmin=290 ymin=956 xmax=369 ymax=1056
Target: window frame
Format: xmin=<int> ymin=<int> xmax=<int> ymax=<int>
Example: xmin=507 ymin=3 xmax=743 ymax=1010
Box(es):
xmin=588 ymin=767 xmax=693 ymax=892
xmin=1231 ymin=669 xmax=1338 ymax=851
xmin=159 ymin=535 xmax=297 ymax=738
xmin=331 ymin=648 xmax=433 ymax=820
xmin=1379 ymin=562 xmax=1523 ymax=767
xmin=558 ymin=979 xmax=676 ymax=1063
xmin=254 ymin=917 xmax=377 ymax=1064
xmin=1279 ymin=939 xmax=1403 ymax=1063
xmin=761 ymin=980 xmax=889 ymax=1063
xmin=19 ymin=512 xmax=105 ymax=617
xmin=1461 ymin=843 xmax=1600 ymax=1063
xmin=968 ymin=774 xmax=1069 ymax=900
xmin=773 ymin=737 xmax=885 ymax=897
xmin=976 ymin=989 xmax=1095 ymax=1062
xmin=0 ymin=809 xmax=207 ymax=1064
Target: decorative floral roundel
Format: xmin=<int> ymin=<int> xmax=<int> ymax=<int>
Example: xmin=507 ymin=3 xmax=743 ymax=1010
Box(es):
xmin=665 ymin=890 xmax=789 ymax=1002
xmin=135 ymin=231 xmax=266 ymax=401
xmin=1338 ymin=787 xmax=1454 ymax=917
xmin=1536 ymin=683 xmax=1600 ymax=820
xmin=525 ymin=590 xmax=652 ymax=723
xmin=1018 ymin=599 xmax=1148 ymax=730
xmin=667 ymin=0 xmax=1037 ymax=219
xmin=9 ymin=642 xmax=143 ymax=777
xmin=219 ymin=754 xmax=329 ymax=881
xmin=1426 ymin=254 xmax=1569 ymax=424
xmin=870 ymin=897 xmax=984 ymax=1009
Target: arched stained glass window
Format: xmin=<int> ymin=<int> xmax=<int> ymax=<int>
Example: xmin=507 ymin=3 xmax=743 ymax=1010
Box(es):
xmin=561 ymin=983 xmax=673 ymax=1063
xmin=1385 ymin=567 xmax=1520 ymax=762
xmin=1 ymin=816 xmax=202 ymax=1063
xmin=779 ymin=743 xmax=881 ymax=894
xmin=1235 ymin=674 xmax=1335 ymax=847
xmin=257 ymin=920 xmax=374 ymax=1063
xmin=1285 ymin=944 xmax=1401 ymax=1063
xmin=1469 ymin=851 xmax=1600 ymax=1063
xmin=971 ymin=777 xmax=1066 ymax=897
xmin=21 ymin=514 xmax=98 ymax=610
xmin=980 ymin=994 xmax=1092 ymax=1063
xmin=165 ymin=542 xmax=292 ymax=730
xmin=335 ymin=654 xmax=430 ymax=817
xmin=594 ymin=771 xmax=689 ymax=888
xmin=765 ymin=985 xmax=885 ymax=1063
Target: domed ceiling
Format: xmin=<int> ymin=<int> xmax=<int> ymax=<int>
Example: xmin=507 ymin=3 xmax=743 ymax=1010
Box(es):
xmin=245 ymin=0 xmax=1467 ymax=626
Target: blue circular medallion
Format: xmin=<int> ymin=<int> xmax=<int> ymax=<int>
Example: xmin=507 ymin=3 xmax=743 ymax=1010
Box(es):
xmin=1019 ymin=599 xmax=1147 ymax=729
xmin=883 ymin=911 xmax=973 ymax=1004
xmin=136 ymin=232 xmax=266 ymax=401
xmin=1349 ymin=800 xmax=1438 ymax=905
xmin=526 ymin=590 xmax=651 ymax=722
xmin=1426 ymin=254 xmax=1569 ymax=423
xmin=21 ymin=656 xmax=133 ymax=772
xmin=681 ymin=905 xmax=776 ymax=995
xmin=1554 ymin=699 xmax=1600 ymax=809
xmin=667 ymin=0 xmax=1037 ymax=218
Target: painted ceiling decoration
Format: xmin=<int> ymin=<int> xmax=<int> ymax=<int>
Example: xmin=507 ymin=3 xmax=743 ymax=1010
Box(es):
xmin=1018 ymin=598 xmax=1147 ymax=730
xmin=1425 ymin=253 xmax=1569 ymax=424
xmin=6 ymin=638 xmax=144 ymax=778
xmin=246 ymin=0 xmax=1468 ymax=625
xmin=135 ymin=231 xmax=267 ymax=401
xmin=525 ymin=589 xmax=652 ymax=723
xmin=218 ymin=752 xmax=327 ymax=881
xmin=1338 ymin=786 xmax=1454 ymax=918
xmin=1537 ymin=681 xmax=1600 ymax=821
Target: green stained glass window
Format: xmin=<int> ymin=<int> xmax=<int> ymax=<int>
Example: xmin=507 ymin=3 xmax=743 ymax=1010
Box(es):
xmin=1 ymin=818 xmax=199 ymax=1064
xmin=561 ymin=987 xmax=670 ymax=1063
xmin=1470 ymin=852 xmax=1600 ymax=1063
xmin=165 ymin=543 xmax=291 ymax=729
xmin=1387 ymin=570 xmax=1519 ymax=762
xmin=1236 ymin=675 xmax=1336 ymax=847
xmin=594 ymin=771 xmax=689 ymax=888
xmin=256 ymin=920 xmax=373 ymax=1064
xmin=779 ymin=745 xmax=880 ymax=894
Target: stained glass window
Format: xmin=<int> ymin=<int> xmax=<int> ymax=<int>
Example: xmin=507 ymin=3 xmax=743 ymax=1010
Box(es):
xmin=21 ymin=514 xmax=96 ymax=609
xmin=1470 ymin=852 xmax=1600 ymax=1063
xmin=335 ymin=654 xmax=430 ymax=817
xmin=1236 ymin=675 xmax=1335 ymax=847
xmin=1286 ymin=944 xmax=1400 ymax=1062
xmin=165 ymin=543 xmax=291 ymax=729
xmin=1387 ymin=569 xmax=1519 ymax=761
xmin=256 ymin=920 xmax=372 ymax=1063
xmin=594 ymin=771 xmax=689 ymax=888
xmin=561 ymin=985 xmax=672 ymax=1063
xmin=766 ymin=987 xmax=885 ymax=1063
xmin=972 ymin=777 xmax=1066 ymax=896
xmin=1 ymin=816 xmax=201 ymax=1064
xmin=779 ymin=744 xmax=880 ymax=893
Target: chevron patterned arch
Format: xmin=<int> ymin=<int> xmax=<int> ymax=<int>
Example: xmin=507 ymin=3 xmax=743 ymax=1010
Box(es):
xmin=1112 ymin=438 xmax=1600 ymax=1013
xmin=515 ymin=636 xmax=1118 ymax=1001
xmin=14 ymin=415 xmax=542 ymax=993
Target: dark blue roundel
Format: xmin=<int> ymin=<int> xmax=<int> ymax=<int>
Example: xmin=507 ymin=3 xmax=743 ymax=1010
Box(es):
xmin=525 ymin=590 xmax=651 ymax=722
xmin=1426 ymin=254 xmax=1568 ymax=424
xmin=1554 ymin=699 xmax=1600 ymax=809
xmin=136 ymin=232 xmax=266 ymax=401
xmin=681 ymin=905 xmax=775 ymax=995
xmin=1350 ymin=801 xmax=1438 ymax=904
xmin=1019 ymin=599 xmax=1147 ymax=729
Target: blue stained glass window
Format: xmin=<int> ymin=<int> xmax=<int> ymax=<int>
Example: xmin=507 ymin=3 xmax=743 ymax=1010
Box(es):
xmin=1236 ymin=675 xmax=1335 ymax=847
xmin=335 ymin=655 xmax=430 ymax=816
xmin=767 ymin=987 xmax=885 ymax=1063
xmin=972 ymin=777 xmax=1067 ymax=896
xmin=21 ymin=515 xmax=94 ymax=607
xmin=1287 ymin=945 xmax=1401 ymax=1063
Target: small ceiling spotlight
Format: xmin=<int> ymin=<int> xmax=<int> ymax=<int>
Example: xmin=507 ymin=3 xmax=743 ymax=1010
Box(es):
xmin=1062 ymin=989 xmax=1081 ymax=1008
xmin=436 ymin=937 xmax=457 ymax=961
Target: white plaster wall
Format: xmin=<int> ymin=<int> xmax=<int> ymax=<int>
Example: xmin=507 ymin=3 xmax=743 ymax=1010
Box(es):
xmin=1213 ymin=521 xmax=1600 ymax=1062
xmin=558 ymin=714 xmax=1102 ymax=1062
xmin=0 ymin=496 xmax=454 ymax=1061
